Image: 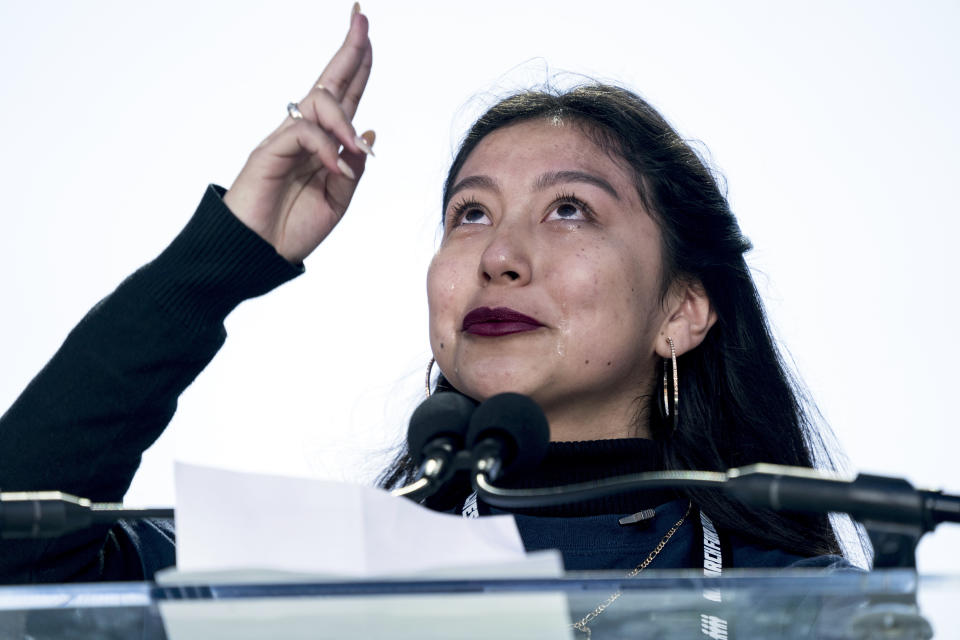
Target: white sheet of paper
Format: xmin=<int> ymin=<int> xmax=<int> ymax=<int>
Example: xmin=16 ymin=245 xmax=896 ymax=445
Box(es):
xmin=173 ymin=462 xmax=531 ymax=577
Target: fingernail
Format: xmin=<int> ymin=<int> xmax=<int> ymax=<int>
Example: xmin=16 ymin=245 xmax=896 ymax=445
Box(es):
xmin=352 ymin=3 xmax=361 ymax=16
xmin=337 ymin=157 xmax=356 ymax=180
xmin=354 ymin=134 xmax=375 ymax=157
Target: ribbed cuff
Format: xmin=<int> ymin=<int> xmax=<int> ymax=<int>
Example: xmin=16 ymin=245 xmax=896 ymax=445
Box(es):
xmin=132 ymin=185 xmax=303 ymax=329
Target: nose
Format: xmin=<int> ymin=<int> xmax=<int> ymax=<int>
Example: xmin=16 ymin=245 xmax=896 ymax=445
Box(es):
xmin=478 ymin=224 xmax=532 ymax=286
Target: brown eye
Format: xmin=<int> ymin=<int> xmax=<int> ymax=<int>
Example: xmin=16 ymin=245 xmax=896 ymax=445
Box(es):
xmin=546 ymin=201 xmax=587 ymax=221
xmin=462 ymin=207 xmax=490 ymax=224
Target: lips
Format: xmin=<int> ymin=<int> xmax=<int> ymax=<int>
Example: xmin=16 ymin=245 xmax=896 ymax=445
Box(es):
xmin=462 ymin=306 xmax=545 ymax=337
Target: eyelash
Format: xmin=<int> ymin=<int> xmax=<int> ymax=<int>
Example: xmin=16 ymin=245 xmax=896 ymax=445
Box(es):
xmin=446 ymin=191 xmax=594 ymax=228
xmin=448 ymin=196 xmax=486 ymax=227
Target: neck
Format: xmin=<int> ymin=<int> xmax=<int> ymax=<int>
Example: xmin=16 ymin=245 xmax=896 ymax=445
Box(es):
xmin=542 ymin=385 xmax=654 ymax=442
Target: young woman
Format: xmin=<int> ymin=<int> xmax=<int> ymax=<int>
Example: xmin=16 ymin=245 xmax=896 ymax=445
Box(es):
xmin=0 ymin=5 xmax=847 ymax=588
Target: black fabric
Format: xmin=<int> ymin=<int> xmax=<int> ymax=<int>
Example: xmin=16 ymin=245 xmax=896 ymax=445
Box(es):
xmin=0 ymin=187 xmax=848 ymax=584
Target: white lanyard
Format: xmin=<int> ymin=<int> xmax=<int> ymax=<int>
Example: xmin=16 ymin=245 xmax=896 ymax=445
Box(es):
xmin=699 ymin=510 xmax=729 ymax=639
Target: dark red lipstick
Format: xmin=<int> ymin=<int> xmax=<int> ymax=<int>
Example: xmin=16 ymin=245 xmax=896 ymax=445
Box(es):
xmin=462 ymin=307 xmax=545 ymax=337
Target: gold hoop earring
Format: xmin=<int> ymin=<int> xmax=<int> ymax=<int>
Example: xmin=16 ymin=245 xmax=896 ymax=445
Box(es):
xmin=425 ymin=357 xmax=436 ymax=398
xmin=661 ymin=337 xmax=679 ymax=433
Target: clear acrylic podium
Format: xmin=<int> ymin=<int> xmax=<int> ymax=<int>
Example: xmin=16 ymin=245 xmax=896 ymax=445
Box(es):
xmin=0 ymin=569 xmax=952 ymax=639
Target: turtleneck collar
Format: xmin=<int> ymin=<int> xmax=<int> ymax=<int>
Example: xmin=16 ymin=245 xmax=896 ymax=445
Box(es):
xmin=484 ymin=437 xmax=680 ymax=517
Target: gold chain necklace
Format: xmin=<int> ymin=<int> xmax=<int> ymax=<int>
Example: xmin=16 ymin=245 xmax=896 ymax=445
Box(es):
xmin=571 ymin=502 xmax=692 ymax=639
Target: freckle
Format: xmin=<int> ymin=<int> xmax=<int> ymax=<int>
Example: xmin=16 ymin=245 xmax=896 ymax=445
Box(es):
xmin=440 ymin=343 xmax=444 ymax=349
xmin=606 ymin=361 xmax=612 ymax=366
xmin=585 ymin=360 xmax=590 ymax=365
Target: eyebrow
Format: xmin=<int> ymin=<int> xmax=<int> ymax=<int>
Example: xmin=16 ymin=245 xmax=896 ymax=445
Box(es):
xmin=535 ymin=170 xmax=621 ymax=201
xmin=447 ymin=170 xmax=622 ymax=209
xmin=446 ymin=175 xmax=500 ymax=204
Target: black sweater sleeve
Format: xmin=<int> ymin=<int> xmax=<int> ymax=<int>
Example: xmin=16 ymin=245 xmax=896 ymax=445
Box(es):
xmin=0 ymin=185 xmax=302 ymax=583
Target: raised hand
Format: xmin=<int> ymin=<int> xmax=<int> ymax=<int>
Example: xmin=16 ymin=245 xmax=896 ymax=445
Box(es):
xmin=223 ymin=4 xmax=374 ymax=264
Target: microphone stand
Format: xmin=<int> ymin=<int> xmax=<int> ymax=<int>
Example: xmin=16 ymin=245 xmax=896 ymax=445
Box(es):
xmin=471 ymin=463 xmax=960 ymax=569
xmin=391 ymin=450 xmax=478 ymax=502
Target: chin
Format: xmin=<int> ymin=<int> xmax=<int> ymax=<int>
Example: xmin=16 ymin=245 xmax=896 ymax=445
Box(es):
xmin=448 ymin=368 xmax=542 ymax=404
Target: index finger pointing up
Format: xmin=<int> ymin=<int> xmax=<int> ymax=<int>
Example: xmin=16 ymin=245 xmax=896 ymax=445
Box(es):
xmin=310 ymin=4 xmax=373 ymax=120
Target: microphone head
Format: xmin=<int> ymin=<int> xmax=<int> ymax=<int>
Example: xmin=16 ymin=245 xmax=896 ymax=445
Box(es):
xmin=466 ymin=393 xmax=550 ymax=479
xmin=407 ymin=392 xmax=477 ymax=464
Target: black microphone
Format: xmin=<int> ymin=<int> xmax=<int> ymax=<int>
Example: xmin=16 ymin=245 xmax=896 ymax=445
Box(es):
xmin=724 ymin=464 xmax=960 ymax=531
xmin=393 ymin=392 xmax=477 ymax=500
xmin=466 ymin=393 xmax=550 ymax=483
xmin=724 ymin=465 xmax=960 ymax=568
xmin=0 ymin=491 xmax=173 ymax=539
xmin=473 ymin=460 xmax=960 ymax=532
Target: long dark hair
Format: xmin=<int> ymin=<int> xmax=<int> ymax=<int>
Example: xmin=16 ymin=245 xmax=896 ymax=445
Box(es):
xmin=379 ymin=83 xmax=841 ymax=558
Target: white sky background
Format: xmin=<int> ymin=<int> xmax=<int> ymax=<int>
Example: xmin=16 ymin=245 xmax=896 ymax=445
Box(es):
xmin=1 ymin=1 xmax=958 ymax=572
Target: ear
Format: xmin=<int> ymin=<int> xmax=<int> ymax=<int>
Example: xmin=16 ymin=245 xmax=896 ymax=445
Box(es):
xmin=654 ymin=280 xmax=717 ymax=358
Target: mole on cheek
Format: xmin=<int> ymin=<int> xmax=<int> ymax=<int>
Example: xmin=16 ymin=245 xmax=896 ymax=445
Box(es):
xmin=440 ymin=343 xmax=444 ymax=349
xmin=606 ymin=361 xmax=612 ymax=366
xmin=584 ymin=360 xmax=590 ymax=365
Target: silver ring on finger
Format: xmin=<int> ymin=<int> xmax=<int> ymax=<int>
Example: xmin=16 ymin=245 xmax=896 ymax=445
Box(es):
xmin=287 ymin=102 xmax=304 ymax=120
